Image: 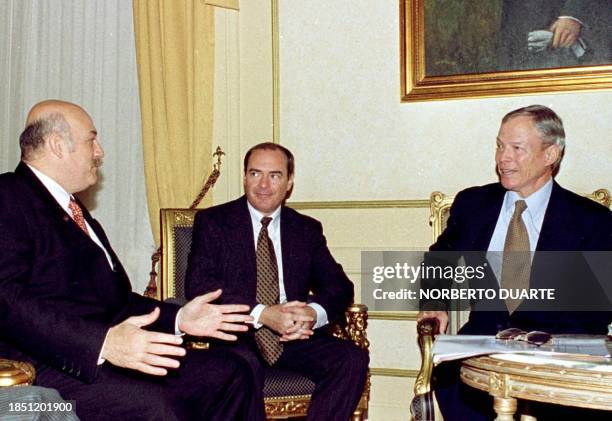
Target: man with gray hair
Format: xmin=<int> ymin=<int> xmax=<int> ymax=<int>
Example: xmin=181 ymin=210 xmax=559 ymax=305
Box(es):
xmin=418 ymin=104 xmax=611 ymax=420
xmin=0 ymin=100 xmax=262 ymax=420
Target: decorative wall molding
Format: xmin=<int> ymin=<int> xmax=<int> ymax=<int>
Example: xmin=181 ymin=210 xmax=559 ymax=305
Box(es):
xmin=371 ymin=368 xmax=419 ymax=378
xmin=289 ymin=199 xmax=430 ymax=210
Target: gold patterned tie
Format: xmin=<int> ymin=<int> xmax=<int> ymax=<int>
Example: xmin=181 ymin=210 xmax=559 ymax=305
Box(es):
xmin=501 ymin=200 xmax=530 ymax=314
xmin=69 ymin=197 xmax=90 ymax=236
xmin=254 ymin=217 xmax=284 ymax=365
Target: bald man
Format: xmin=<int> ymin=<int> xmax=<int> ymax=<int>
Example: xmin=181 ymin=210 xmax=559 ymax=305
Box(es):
xmin=0 ymin=100 xmax=263 ymax=420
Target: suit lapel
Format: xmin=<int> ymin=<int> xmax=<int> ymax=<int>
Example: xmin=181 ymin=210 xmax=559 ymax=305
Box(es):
xmin=77 ymin=199 xmax=124 ymax=273
xmin=227 ymin=197 xmax=258 ymax=293
xmin=17 ymin=163 xmax=124 ymax=278
xmin=536 ymin=181 xmax=575 ymax=251
xmin=16 ymin=163 xmax=74 ymax=226
xmin=473 ymin=184 xmax=506 ymax=250
xmin=279 ymin=207 xmax=299 ymax=301
xmin=16 ymin=163 xmax=94 ymax=248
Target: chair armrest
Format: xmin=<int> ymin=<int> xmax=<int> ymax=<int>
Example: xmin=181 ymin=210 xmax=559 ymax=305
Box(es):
xmin=329 ymin=304 xmax=370 ymax=351
xmin=414 ymin=318 xmax=439 ymax=396
xmin=0 ymin=359 xmax=36 ymax=387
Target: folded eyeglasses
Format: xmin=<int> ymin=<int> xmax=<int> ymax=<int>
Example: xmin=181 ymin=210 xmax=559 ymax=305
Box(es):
xmin=495 ymin=328 xmax=552 ymax=346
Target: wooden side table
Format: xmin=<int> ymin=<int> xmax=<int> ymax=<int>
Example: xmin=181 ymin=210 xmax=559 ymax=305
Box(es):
xmin=461 ymin=354 xmax=612 ymax=420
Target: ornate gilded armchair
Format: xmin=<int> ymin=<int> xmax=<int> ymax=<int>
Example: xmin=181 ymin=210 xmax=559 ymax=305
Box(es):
xmin=154 ymin=208 xmax=370 ymax=420
xmin=0 ymin=359 xmax=35 ymax=387
xmin=411 ymin=188 xmax=612 ymax=421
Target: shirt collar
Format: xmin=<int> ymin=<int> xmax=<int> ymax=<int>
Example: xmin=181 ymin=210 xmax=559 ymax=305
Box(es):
xmin=503 ymin=178 xmax=553 ymax=224
xmin=247 ymin=201 xmax=281 ymax=231
xmin=27 ymin=163 xmax=72 ymax=211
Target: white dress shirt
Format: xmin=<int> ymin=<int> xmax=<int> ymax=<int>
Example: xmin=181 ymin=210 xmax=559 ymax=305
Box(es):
xmin=247 ymin=202 xmax=328 ymax=329
xmin=486 ymin=178 xmax=553 ymax=283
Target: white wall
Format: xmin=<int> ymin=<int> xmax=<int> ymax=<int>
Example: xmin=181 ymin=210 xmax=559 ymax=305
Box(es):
xmin=278 ymin=0 xmax=611 ymax=202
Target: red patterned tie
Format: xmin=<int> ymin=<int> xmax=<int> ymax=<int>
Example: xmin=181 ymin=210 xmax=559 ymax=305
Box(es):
xmin=69 ymin=197 xmax=90 ymax=236
xmin=254 ymin=217 xmax=284 ymax=365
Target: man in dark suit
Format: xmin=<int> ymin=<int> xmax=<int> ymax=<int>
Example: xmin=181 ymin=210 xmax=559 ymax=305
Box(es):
xmin=0 ymin=100 xmax=262 ymax=420
xmin=185 ymin=142 xmax=369 ymax=421
xmin=417 ymin=105 xmax=611 ymax=420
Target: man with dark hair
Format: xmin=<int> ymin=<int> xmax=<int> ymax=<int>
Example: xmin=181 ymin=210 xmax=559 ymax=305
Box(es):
xmin=186 ymin=141 xmax=369 ymax=421
xmin=417 ymin=105 xmax=611 ymax=420
xmin=0 ymin=100 xmax=261 ymax=420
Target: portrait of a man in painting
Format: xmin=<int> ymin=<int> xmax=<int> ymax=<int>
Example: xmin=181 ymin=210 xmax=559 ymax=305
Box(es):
xmin=424 ymin=0 xmax=611 ymax=76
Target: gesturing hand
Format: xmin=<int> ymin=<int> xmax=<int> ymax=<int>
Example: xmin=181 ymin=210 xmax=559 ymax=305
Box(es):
xmin=179 ymin=289 xmax=252 ymax=341
xmin=101 ymin=307 xmax=186 ymax=376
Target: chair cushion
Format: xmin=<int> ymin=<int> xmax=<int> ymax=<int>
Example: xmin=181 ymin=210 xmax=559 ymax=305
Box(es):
xmin=172 ymin=226 xmax=194 ymax=299
xmin=263 ymin=368 xmax=315 ymax=397
xmin=410 ymin=391 xmax=435 ymax=421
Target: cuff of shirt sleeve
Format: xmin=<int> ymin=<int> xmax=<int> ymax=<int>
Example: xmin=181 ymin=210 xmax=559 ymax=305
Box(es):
xmin=175 ymin=308 xmax=184 ymax=335
xmin=558 ymin=16 xmax=583 ymax=26
xmin=251 ymin=304 xmax=266 ymax=329
xmin=308 ymin=302 xmax=328 ymax=329
xmin=97 ymin=329 xmax=110 ymax=365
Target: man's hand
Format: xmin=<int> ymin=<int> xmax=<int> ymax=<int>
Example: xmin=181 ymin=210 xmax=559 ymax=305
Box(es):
xmin=179 ymin=289 xmax=252 ymax=341
xmin=416 ymin=310 xmax=449 ymax=334
xmin=259 ymin=301 xmax=314 ymax=340
xmin=280 ymin=302 xmax=316 ymax=342
xmin=550 ymin=17 xmax=581 ymax=49
xmin=101 ymin=307 xmax=186 ymax=376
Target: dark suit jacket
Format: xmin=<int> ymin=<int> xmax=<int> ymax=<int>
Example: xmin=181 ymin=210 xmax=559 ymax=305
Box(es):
xmin=185 ymin=196 xmax=354 ymax=326
xmin=0 ymin=163 xmax=179 ymax=383
xmin=425 ymin=181 xmax=611 ymax=334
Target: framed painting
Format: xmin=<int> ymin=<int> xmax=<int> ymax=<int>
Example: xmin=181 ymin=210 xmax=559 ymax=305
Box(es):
xmin=400 ymin=0 xmax=612 ymax=102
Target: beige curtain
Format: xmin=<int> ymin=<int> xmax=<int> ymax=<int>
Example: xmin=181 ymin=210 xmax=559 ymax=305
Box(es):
xmin=133 ymin=0 xmax=214 ymax=245
xmin=204 ymin=0 xmax=239 ymax=10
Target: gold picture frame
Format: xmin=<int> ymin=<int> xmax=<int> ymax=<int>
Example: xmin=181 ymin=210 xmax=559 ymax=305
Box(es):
xmin=400 ymin=0 xmax=612 ymax=102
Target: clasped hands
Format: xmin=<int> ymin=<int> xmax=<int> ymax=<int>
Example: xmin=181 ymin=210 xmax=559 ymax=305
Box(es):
xmin=259 ymin=301 xmax=316 ymax=342
xmin=101 ymin=289 xmax=251 ymax=376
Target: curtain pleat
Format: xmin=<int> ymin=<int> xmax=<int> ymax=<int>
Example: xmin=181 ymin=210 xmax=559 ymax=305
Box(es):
xmin=133 ymin=0 xmax=215 ymax=245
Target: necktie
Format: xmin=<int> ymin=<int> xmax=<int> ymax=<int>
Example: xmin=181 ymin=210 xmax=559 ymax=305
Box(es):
xmin=501 ymin=200 xmax=530 ymax=314
xmin=254 ymin=217 xmax=284 ymax=365
xmin=69 ymin=197 xmax=90 ymax=236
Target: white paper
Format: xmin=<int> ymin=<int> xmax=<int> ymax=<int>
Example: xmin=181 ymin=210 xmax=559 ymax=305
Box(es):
xmin=432 ymin=334 xmax=610 ymax=365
